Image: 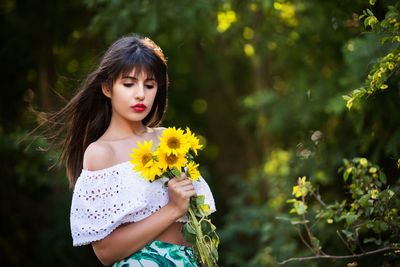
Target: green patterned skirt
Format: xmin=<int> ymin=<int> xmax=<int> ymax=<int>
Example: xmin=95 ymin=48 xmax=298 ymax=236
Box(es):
xmin=113 ymin=240 xmax=201 ymax=267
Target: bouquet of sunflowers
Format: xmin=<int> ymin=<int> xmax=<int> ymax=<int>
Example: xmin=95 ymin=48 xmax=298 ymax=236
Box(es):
xmin=130 ymin=127 xmax=219 ymax=266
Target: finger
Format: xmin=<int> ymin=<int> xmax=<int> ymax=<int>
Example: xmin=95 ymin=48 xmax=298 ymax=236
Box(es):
xmin=180 ymin=172 xmax=188 ymax=180
xmin=175 ymin=173 xmax=185 ymax=181
xmin=179 ymin=184 xmax=195 ymax=191
xmin=176 ymin=179 xmax=192 ymax=186
xmin=186 ymin=189 xmax=197 ymax=197
xmin=168 ymin=178 xmax=177 ymax=187
xmin=178 ymin=189 xmax=195 ymax=199
xmin=171 ymin=175 xmax=186 ymax=182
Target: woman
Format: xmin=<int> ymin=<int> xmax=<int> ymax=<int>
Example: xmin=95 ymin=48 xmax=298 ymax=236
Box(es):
xmin=46 ymin=35 xmax=216 ymax=266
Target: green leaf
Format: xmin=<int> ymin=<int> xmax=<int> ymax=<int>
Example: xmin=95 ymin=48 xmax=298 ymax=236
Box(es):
xmin=364 ymin=237 xmax=382 ymax=245
xmin=379 ymin=172 xmax=387 ymax=184
xmin=182 ymin=228 xmax=197 ymax=244
xmin=171 ymin=167 xmax=181 ymax=177
xmin=184 ymin=222 xmax=196 ymax=235
xmin=275 ymin=216 xmax=291 ymax=222
xmin=311 ymin=236 xmax=321 ymax=251
xmin=339 ymin=212 xmax=359 ymax=226
xmin=295 ymin=202 xmax=308 ymax=215
xmin=387 ymin=189 xmax=395 ymax=198
xmin=341 ymin=229 xmax=357 ymax=242
xmin=366 ymin=221 xmax=374 ymax=229
xmin=379 ymin=221 xmax=389 ymax=231
xmin=182 ymin=224 xmax=198 ymax=245
xmin=358 ymin=193 xmax=371 ymax=207
xmin=344 ymin=167 xmax=352 ymax=182
xmin=210 ymin=231 xmax=220 ymax=248
xmin=200 ymin=219 xmax=213 ymax=235
xmin=290 ymin=218 xmax=309 ymax=225
xmin=342 ymin=95 xmax=351 ymax=101
xmin=195 ymin=195 xmax=206 ymax=206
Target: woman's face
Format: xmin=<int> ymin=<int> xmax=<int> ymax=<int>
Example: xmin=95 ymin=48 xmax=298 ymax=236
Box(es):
xmin=103 ymin=68 xmax=158 ymax=124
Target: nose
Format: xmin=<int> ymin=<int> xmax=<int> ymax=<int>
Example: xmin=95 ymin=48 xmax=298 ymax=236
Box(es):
xmin=134 ymin=84 xmax=145 ymax=100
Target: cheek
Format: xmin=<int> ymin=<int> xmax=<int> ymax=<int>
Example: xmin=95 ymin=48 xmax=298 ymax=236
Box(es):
xmin=149 ymin=89 xmax=158 ymax=101
xmin=111 ymin=94 xmax=129 ymax=110
xmin=111 ymin=94 xmax=123 ymax=105
xmin=113 ymin=88 xmax=129 ymax=102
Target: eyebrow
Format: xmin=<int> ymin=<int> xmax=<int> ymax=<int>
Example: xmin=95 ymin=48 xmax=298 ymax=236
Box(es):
xmin=121 ymin=75 xmax=156 ymax=81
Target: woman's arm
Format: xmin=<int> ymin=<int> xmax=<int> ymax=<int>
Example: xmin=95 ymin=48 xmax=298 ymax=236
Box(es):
xmin=91 ymin=175 xmax=196 ymax=266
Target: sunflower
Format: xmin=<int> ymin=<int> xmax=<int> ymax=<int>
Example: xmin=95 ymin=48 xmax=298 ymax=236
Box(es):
xmin=184 ymin=127 xmax=203 ymax=156
xmin=158 ymin=127 xmax=190 ymax=156
xmin=186 ymin=161 xmax=201 ymax=181
xmin=156 ymin=148 xmax=187 ymax=171
xmin=140 ymin=160 xmax=163 ymax=182
xmin=130 ymin=140 xmax=162 ymax=181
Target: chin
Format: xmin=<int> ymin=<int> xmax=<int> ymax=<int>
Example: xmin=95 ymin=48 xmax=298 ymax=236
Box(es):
xmin=128 ymin=114 xmax=149 ymax=122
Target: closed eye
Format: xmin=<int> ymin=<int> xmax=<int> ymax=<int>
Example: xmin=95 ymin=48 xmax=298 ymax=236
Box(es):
xmin=123 ymin=83 xmax=134 ymax=87
xmin=145 ymin=84 xmax=155 ymax=89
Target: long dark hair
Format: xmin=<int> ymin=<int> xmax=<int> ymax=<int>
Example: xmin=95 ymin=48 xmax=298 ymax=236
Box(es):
xmin=43 ymin=34 xmax=168 ymax=187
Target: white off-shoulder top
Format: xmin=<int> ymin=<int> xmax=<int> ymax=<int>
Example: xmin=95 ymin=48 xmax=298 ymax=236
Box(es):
xmin=70 ymin=161 xmax=216 ymax=246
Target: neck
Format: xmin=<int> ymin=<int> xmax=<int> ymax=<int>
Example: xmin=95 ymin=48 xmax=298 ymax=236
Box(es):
xmin=105 ymin=115 xmax=148 ymax=140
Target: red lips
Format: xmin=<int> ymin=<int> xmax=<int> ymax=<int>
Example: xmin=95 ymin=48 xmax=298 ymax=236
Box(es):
xmin=131 ymin=104 xmax=146 ymax=112
xmin=132 ymin=104 xmax=146 ymax=108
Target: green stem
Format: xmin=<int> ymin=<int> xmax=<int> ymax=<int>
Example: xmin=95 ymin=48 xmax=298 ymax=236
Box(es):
xmin=188 ymin=207 xmax=215 ymax=267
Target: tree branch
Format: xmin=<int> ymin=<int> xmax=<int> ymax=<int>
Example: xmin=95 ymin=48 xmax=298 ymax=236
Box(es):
xmin=336 ymin=230 xmax=354 ymax=255
xmin=296 ymin=227 xmax=313 ymax=252
xmin=300 ymin=194 xmax=324 ymax=255
xmin=311 ymin=187 xmax=327 ymax=208
xmin=278 ymin=246 xmax=396 ymax=265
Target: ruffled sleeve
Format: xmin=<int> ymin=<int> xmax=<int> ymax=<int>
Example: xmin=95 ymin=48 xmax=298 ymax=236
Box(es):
xmin=70 ymin=164 xmax=151 ymax=246
xmin=70 ymin=162 xmax=217 ymax=246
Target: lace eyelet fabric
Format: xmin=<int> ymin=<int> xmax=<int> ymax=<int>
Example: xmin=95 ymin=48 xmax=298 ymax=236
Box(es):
xmin=70 ymin=161 xmax=216 ymax=246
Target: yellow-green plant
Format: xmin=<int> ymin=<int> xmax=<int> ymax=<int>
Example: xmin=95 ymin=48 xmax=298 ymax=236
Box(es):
xmin=282 ymin=158 xmax=400 ymax=264
xmin=343 ymin=1 xmax=400 ymax=110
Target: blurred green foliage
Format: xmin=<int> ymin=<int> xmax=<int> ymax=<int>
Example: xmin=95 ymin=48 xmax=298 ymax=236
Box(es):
xmin=1 ymin=0 xmax=399 ymax=266
xmin=343 ymin=1 xmax=400 ymax=109
xmin=284 ymin=158 xmax=399 ymax=265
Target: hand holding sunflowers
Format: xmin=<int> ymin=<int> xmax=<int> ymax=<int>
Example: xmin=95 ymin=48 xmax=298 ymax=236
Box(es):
xmin=130 ymin=127 xmax=219 ymax=267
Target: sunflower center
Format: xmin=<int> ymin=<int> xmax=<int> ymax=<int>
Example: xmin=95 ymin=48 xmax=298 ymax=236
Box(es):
xmin=167 ymin=137 xmax=180 ymax=149
xmin=141 ymin=154 xmax=152 ymax=165
xmin=166 ymin=154 xmax=178 ymax=165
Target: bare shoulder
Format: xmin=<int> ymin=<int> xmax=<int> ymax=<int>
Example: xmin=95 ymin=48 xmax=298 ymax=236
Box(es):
xmin=83 ymin=141 xmax=115 ymax=171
